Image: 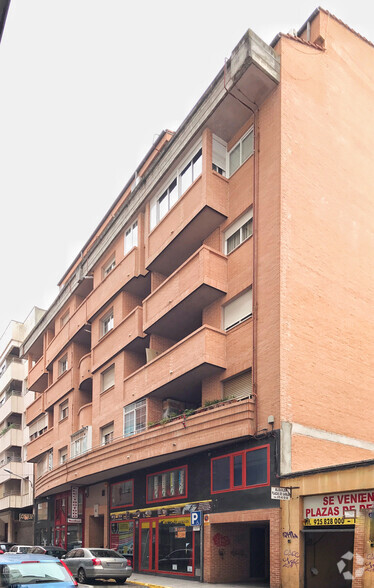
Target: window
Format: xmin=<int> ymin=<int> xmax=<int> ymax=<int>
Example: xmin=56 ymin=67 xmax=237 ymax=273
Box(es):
xmin=147 ymin=466 xmax=187 ymax=503
xmin=60 ymin=310 xmax=70 ymax=328
xmin=101 ymin=422 xmax=114 ymax=445
xmin=58 ymin=354 xmax=68 ymax=376
xmin=111 ymin=479 xmax=134 ymax=507
xmin=211 ymin=445 xmax=269 ymax=493
xmin=228 ymin=128 xmax=254 ymax=176
xmin=224 ymin=209 xmax=253 ymax=254
xmin=150 ymin=145 xmax=202 ymax=230
xmin=37 ymin=501 xmax=48 ymax=521
xmin=70 ymin=427 xmax=92 ymax=459
xmin=59 ymin=399 xmax=69 ymax=421
xmin=100 ymin=309 xmax=114 ymax=337
xmin=212 ymin=135 xmax=227 ymax=176
xmin=29 ymin=414 xmax=47 ymax=441
xmin=102 ymin=255 xmax=116 ymax=278
xmin=48 ymin=449 xmax=53 ymax=471
xmin=59 ymin=446 xmax=68 ymax=465
xmin=124 ymin=399 xmax=146 ymax=437
xmin=101 ymin=365 xmax=115 ymax=392
xmin=124 ymin=221 xmax=138 ymax=254
xmin=223 ymin=289 xmax=253 ymax=331
xmin=223 ymin=370 xmax=252 ymax=400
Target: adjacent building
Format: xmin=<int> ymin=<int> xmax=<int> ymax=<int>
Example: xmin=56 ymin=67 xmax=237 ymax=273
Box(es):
xmin=21 ymin=8 xmax=374 ymax=587
xmin=0 ymin=307 xmax=45 ymax=543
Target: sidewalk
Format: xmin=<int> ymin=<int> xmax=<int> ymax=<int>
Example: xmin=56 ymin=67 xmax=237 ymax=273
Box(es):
xmin=129 ymin=572 xmax=269 ymax=588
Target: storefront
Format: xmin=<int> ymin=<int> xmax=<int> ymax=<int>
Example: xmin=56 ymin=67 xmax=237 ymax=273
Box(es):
xmin=34 ymin=488 xmax=85 ymax=551
xmin=108 ymin=436 xmax=280 ymax=583
xmin=280 ymin=461 xmax=374 ymax=588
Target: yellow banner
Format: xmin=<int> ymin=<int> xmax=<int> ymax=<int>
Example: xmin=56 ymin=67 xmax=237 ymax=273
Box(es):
xmin=304 ymin=517 xmax=355 ymax=526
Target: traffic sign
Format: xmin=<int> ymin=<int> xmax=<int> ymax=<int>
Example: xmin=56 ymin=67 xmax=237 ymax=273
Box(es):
xmin=190 ymin=511 xmax=202 ymax=526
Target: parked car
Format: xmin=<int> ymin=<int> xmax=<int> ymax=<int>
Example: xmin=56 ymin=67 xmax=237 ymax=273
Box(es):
xmin=31 ymin=546 xmax=67 ymax=558
xmin=63 ymin=548 xmax=133 ymax=584
xmin=0 ymin=543 xmax=15 ymax=554
xmin=0 ymin=552 xmax=77 ymax=587
xmin=158 ymin=548 xmax=193 ymax=571
xmin=8 ymin=545 xmax=34 ymax=554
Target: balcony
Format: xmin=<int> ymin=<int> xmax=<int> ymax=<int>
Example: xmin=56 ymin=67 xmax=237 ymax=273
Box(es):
xmin=27 ymin=356 xmax=48 ymax=393
xmin=146 ymin=168 xmax=228 ymax=276
xmin=0 ymin=395 xmax=23 ymax=424
xmin=92 ymin=307 xmax=145 ymax=373
xmin=45 ymin=303 xmax=88 ymax=368
xmin=26 ymin=394 xmax=45 ymax=426
xmin=0 ymin=459 xmax=23 ymax=477
xmin=87 ymin=247 xmax=146 ymax=320
xmin=33 ymin=397 xmax=254 ymax=498
xmin=143 ymin=246 xmax=227 ymax=340
xmin=0 ymin=493 xmax=23 ymax=510
xmin=0 ymin=360 xmax=25 ymax=394
xmin=123 ymin=326 xmax=226 ymax=404
xmin=0 ymin=426 xmax=22 ymax=451
xmin=45 ymin=369 xmax=73 ymax=410
xmin=27 ymin=427 xmax=54 ymax=462
xmin=79 ymin=354 xmax=92 ymax=389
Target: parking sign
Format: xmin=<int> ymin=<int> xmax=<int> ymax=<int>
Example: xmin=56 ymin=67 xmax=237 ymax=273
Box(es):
xmin=190 ymin=511 xmax=202 ymax=526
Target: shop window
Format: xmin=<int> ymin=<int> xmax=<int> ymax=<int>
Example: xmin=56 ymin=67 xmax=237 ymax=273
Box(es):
xmin=102 ymin=254 xmax=116 ymax=278
xmin=124 ymin=221 xmax=138 ymax=254
xmin=101 ymin=365 xmax=115 ymax=393
xmin=58 ymin=354 xmax=68 ymax=376
xmin=37 ymin=501 xmax=48 ymax=521
xmin=150 ymin=144 xmax=202 ymax=230
xmin=147 ymin=466 xmax=187 ymax=503
xmin=211 ymin=445 xmax=269 ymax=493
xmin=111 ymin=479 xmax=134 ymax=508
xmin=100 ymin=309 xmax=114 ymax=338
xmin=157 ymin=521 xmax=194 ymax=574
xmin=223 ymin=288 xmax=253 ymax=331
xmin=124 ymin=399 xmax=146 ymax=437
xmin=224 ymin=208 xmax=253 ymax=254
xmin=101 ymin=422 xmax=114 ymax=445
xmin=59 ymin=399 xmax=69 ymax=421
xmin=110 ymin=520 xmax=134 ymax=560
xmin=228 ymin=127 xmax=254 ymax=176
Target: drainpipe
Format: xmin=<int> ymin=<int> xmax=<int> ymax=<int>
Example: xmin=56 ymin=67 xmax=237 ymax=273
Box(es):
xmin=223 ymin=60 xmax=259 ymax=434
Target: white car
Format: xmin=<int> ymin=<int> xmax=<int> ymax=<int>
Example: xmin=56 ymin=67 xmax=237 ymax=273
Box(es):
xmin=8 ymin=545 xmax=34 ymax=554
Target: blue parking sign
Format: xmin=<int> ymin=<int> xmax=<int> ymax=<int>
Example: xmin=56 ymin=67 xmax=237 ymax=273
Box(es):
xmin=190 ymin=511 xmax=202 ymax=526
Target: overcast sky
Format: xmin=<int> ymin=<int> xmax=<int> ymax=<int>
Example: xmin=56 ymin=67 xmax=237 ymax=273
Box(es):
xmin=0 ymin=0 xmax=373 ymax=339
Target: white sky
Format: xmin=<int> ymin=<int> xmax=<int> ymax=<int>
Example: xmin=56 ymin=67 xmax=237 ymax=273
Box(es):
xmin=0 ymin=0 xmax=373 ymax=338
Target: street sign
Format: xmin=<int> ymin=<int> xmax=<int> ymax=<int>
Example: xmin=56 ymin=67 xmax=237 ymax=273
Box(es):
xmin=190 ymin=511 xmax=202 ymax=526
xmin=271 ymin=486 xmax=291 ymax=501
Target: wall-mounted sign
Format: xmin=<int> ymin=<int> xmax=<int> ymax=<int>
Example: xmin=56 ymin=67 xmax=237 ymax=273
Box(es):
xmin=304 ymin=490 xmax=374 ymax=526
xmin=71 ymin=487 xmax=79 ymax=519
xmin=271 ymin=487 xmax=291 ymax=500
xmin=67 ymin=518 xmax=82 ymax=524
xmin=19 ymin=513 xmax=34 ymax=521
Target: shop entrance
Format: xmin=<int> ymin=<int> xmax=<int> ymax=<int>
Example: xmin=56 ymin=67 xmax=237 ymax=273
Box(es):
xmin=304 ymin=529 xmax=355 ymax=587
xmin=89 ymin=515 xmax=104 ymax=548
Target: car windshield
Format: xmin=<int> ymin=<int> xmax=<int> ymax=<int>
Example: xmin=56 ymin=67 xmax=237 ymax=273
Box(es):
xmin=89 ymin=550 xmax=122 ymax=558
xmin=0 ymin=561 xmax=72 ymax=585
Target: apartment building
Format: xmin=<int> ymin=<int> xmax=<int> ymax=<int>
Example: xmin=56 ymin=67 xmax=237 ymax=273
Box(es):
xmin=0 ymin=307 xmax=45 ymax=543
xmin=21 ymin=8 xmax=374 ymax=587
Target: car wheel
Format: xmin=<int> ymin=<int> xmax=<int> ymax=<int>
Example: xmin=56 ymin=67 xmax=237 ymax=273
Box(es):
xmin=77 ymin=568 xmax=87 ymax=584
xmin=115 ymin=579 xmax=126 ymax=584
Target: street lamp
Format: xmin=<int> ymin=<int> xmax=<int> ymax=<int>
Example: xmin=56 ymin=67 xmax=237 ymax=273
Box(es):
xmin=3 ymin=468 xmax=33 ymax=490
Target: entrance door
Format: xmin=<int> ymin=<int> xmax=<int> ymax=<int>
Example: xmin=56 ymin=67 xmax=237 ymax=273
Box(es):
xmin=249 ymin=525 xmax=269 ymax=582
xmin=139 ymin=520 xmax=157 ymax=572
xmin=304 ymin=529 xmax=354 ymax=588
xmin=89 ymin=515 xmax=104 ymax=548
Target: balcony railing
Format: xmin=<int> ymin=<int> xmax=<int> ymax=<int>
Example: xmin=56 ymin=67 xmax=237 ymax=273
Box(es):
xmin=33 ymin=397 xmax=254 ymax=497
xmin=123 ymin=326 xmax=226 ymax=403
xmin=143 ymin=246 xmax=227 ymax=339
xmin=27 ymin=355 xmax=48 ymax=392
xmin=45 ymin=369 xmax=73 ymax=410
xmin=25 ymin=394 xmax=45 ymax=426
xmin=27 ymin=427 xmax=54 ymax=463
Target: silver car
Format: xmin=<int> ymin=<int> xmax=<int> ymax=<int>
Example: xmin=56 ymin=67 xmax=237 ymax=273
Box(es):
xmin=63 ymin=548 xmax=132 ymax=584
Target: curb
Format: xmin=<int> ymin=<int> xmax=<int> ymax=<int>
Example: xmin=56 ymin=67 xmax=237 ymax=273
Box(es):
xmin=130 ymin=582 xmax=175 ymax=588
